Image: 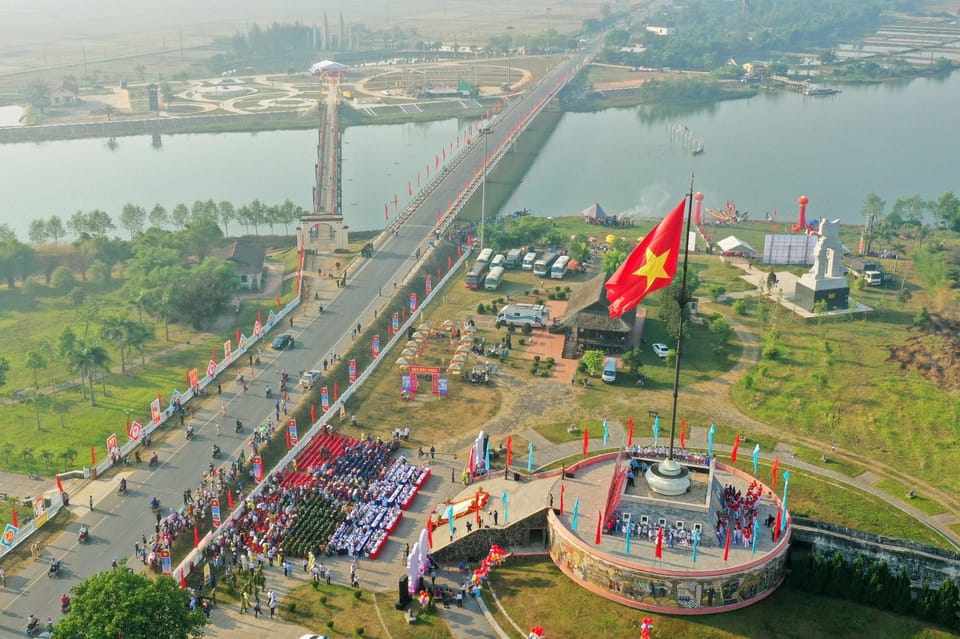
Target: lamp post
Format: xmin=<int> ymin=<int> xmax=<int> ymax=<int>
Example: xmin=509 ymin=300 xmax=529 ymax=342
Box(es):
xmin=505 ymin=26 xmax=514 ymax=93
xmin=479 ymin=126 xmax=493 ymax=250
xmin=547 ymin=8 xmax=552 ymax=53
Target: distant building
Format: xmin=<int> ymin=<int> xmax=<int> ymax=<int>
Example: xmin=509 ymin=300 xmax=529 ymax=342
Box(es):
xmin=742 ymin=62 xmax=770 ymax=78
xmin=50 ymin=80 xmax=79 ymax=105
xmin=619 ymin=45 xmax=647 ymax=54
xmin=645 ymin=26 xmax=675 ymax=36
xmin=213 ymin=240 xmax=267 ymax=290
xmin=561 ymin=272 xmax=642 ymax=356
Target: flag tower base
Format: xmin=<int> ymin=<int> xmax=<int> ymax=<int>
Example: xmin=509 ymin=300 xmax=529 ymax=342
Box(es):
xmin=645 ymin=458 xmax=691 ymax=496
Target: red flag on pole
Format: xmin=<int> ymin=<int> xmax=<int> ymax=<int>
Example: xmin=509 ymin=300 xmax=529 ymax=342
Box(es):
xmin=559 ymin=483 xmax=565 ymax=515
xmin=680 ymin=419 xmax=687 ymax=449
xmin=193 ymin=526 xmax=200 ymax=548
xmin=435 ymin=155 xmax=439 ymax=169
xmin=427 ymin=517 xmax=434 ymax=548
xmin=12 ymin=506 xmax=18 ymax=527
xmin=773 ymin=509 xmax=782 ymax=541
xmin=771 ymin=456 xmax=780 ymax=488
xmin=236 ymin=329 xmax=241 ymax=345
xmin=627 ymin=416 xmax=634 ymax=447
xmin=275 ymin=295 xmax=281 ymax=310
xmin=90 ymin=446 xmax=96 ymax=466
xmin=394 ymin=194 xmax=398 ymax=209
xmin=333 ymin=382 xmax=339 ymax=401
xmin=285 ymin=430 xmax=291 ymax=449
xmin=582 ymin=428 xmax=589 ymax=456
xmin=180 ymin=571 xmax=187 ymax=589
xmin=408 ymin=181 xmax=413 ymax=197
xmin=731 ymin=433 xmax=741 ymax=463
xmin=448 ymin=256 xmax=453 ymax=270
xmin=655 ymin=526 xmax=664 ymax=558
xmin=310 ymin=404 xmax=316 ymax=422
xmin=506 ymin=436 xmax=512 ymax=466
xmin=56 ymin=474 xmax=64 ymax=493
xmin=723 ymin=524 xmax=732 ymax=561
xmin=437 ymin=209 xmax=442 ymax=223
xmin=384 ymin=203 xmax=389 ymax=220
xmin=605 ymin=198 xmax=687 ymax=318
xmin=227 ymin=490 xmax=234 ymax=510
xmin=469 ymin=451 xmax=474 ymax=476
xmin=595 ymin=511 xmax=603 ymax=545
xmin=442 ymin=147 xmax=446 ymax=161
xmin=475 ymin=490 xmax=481 ymax=526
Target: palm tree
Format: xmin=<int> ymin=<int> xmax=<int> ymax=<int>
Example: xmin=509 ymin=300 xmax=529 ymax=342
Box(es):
xmin=99 ymin=315 xmax=130 ymax=374
xmin=21 ymin=447 xmax=36 ymax=472
xmin=24 ymin=350 xmax=47 ymax=389
xmin=68 ymin=341 xmax=112 ymax=405
xmin=1 ymin=442 xmax=16 ymax=465
xmin=126 ymin=321 xmax=155 ymax=367
xmin=39 ymin=449 xmax=55 ymax=473
xmin=59 ymin=448 xmax=78 ymax=471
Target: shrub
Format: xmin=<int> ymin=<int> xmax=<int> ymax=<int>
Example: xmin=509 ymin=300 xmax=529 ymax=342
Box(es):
xmin=327 ymin=620 xmax=335 ymax=630
xmin=522 ymin=324 xmax=533 ymax=336
xmin=355 ymin=628 xmax=365 ymax=637
xmin=518 ymin=337 xmax=526 ymax=345
xmin=477 ymin=303 xmax=486 ymax=314
xmin=50 ymin=266 xmax=75 ymax=290
xmin=530 ymin=364 xmax=539 ymax=375
xmin=544 ymin=357 xmax=555 ymax=366
xmin=732 ymin=299 xmax=748 ymax=315
xmin=547 ymin=292 xmax=557 ymax=300
xmin=353 ymin=590 xmax=362 ymax=600
xmin=288 ymin=603 xmax=297 ymax=614
xmin=533 ymin=355 xmax=541 ymax=362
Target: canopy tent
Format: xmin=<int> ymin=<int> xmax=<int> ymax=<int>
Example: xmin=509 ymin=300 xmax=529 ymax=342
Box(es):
xmin=579 ymin=202 xmax=609 ymax=220
xmin=452 ymin=353 xmax=468 ymax=363
xmin=716 ymin=235 xmax=757 ymax=256
xmin=309 ymin=60 xmax=346 ymax=74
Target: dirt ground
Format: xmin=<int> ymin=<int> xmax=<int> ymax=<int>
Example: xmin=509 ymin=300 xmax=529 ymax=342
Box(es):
xmin=886 ymin=313 xmax=960 ymax=391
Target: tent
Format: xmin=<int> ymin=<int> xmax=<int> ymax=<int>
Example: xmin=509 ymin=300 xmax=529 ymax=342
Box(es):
xmin=309 ymin=60 xmax=346 ymax=74
xmin=579 ymin=202 xmax=608 ymax=220
xmin=716 ymin=235 xmax=757 ymax=256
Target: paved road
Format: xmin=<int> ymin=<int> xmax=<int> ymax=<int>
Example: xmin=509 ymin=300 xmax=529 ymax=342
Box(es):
xmin=0 ymin=46 xmax=595 ymax=636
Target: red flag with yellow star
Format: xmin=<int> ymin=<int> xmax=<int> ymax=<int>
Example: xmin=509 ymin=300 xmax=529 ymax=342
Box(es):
xmin=606 ymin=198 xmax=686 ymax=318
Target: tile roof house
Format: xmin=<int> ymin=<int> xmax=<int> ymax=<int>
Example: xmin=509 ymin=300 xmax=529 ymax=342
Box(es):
xmin=561 ymin=272 xmax=643 ymax=355
xmin=213 ymin=240 xmax=266 ymax=290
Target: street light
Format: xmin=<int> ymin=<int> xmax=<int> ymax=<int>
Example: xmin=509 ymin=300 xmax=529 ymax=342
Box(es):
xmin=506 ymin=26 xmax=514 ymax=93
xmin=479 ymin=126 xmax=494 ymax=250
xmin=547 ymin=8 xmax=552 ymax=53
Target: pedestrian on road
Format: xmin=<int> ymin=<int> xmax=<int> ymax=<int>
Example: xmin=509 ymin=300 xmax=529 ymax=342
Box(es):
xmin=89 ymin=495 xmax=94 ymax=510
xmin=217 ymin=383 xmax=222 ymax=395
xmin=240 ymin=591 xmax=250 ymax=614
xmin=253 ymin=598 xmax=262 ymax=618
xmin=216 ymin=422 xmax=221 ymax=436
xmin=221 ymin=403 xmax=227 ymax=416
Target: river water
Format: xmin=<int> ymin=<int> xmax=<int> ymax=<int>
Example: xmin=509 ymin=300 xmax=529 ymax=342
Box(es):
xmin=1 ymin=72 xmax=958 ymax=239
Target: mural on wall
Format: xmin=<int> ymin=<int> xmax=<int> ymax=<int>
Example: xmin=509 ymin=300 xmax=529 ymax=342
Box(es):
xmin=549 ymin=522 xmax=787 ymax=612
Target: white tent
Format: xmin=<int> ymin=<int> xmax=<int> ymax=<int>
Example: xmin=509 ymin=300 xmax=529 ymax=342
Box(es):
xmin=716 ymin=235 xmax=757 ymax=256
xmin=309 ymin=60 xmax=346 ymax=74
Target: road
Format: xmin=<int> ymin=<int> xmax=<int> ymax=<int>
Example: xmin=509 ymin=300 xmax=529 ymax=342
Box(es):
xmin=0 ymin=45 xmax=595 ymax=635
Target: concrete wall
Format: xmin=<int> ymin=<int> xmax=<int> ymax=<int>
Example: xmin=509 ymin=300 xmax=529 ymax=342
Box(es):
xmin=791 ymin=517 xmax=960 ymax=587
xmin=430 ymin=508 xmax=551 ymax=565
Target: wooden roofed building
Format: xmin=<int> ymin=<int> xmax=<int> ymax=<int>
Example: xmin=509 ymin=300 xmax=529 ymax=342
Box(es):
xmin=560 ymin=272 xmax=644 ymax=357
xmin=212 ymin=240 xmax=267 ymax=290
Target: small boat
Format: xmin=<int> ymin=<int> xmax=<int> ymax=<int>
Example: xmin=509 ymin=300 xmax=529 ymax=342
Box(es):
xmin=692 ymin=143 xmax=704 ymax=156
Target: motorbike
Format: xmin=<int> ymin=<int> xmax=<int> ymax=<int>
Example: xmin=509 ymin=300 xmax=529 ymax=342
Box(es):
xmin=235 ymin=419 xmax=243 ymax=433
xmin=60 ymin=596 xmax=71 ymax=614
xmin=48 ymin=559 xmax=60 ymax=577
xmin=265 ymin=386 xmax=273 ymax=399
xmin=117 ymin=479 xmax=128 ymax=495
xmin=78 ymin=526 xmax=89 ymax=543
xmin=212 ymin=445 xmax=221 ymax=459
xmin=148 ymin=452 xmax=159 ymax=467
xmin=185 ymin=425 xmax=194 ymax=440
xmin=150 ymin=497 xmax=160 ymax=513
xmin=26 ymin=617 xmax=41 ymax=636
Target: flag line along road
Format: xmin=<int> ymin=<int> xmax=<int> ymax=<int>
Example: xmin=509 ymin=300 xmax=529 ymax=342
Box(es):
xmin=0 ymin=42 xmax=598 ymax=634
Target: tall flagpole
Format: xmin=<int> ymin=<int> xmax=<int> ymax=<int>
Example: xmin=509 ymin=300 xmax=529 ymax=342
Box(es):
xmin=667 ymin=174 xmax=696 ymax=462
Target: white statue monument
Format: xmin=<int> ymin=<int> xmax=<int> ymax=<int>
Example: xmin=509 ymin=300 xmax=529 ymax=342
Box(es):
xmin=795 ymin=218 xmax=849 ymax=312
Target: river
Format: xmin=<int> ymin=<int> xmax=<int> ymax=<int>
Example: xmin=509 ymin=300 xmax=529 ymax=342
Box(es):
xmin=1 ymin=72 xmax=958 ymax=239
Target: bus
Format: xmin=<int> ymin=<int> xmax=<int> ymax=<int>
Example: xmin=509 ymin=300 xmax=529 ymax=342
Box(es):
xmin=533 ymin=252 xmax=558 ymax=277
xmin=476 ymin=248 xmax=494 ymax=265
xmin=505 ymin=248 xmax=523 ymax=268
xmin=522 ymin=251 xmax=538 ymax=270
xmin=490 ymin=253 xmax=506 ymax=269
xmin=465 ymin=262 xmax=489 ymax=289
xmin=551 ymin=255 xmax=571 ymax=279
xmin=484 ymin=266 xmax=506 ymax=291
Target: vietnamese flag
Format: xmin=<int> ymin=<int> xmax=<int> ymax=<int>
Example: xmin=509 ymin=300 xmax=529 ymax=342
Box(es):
xmin=582 ymin=428 xmax=589 ymax=455
xmin=310 ymin=404 xmax=316 ymax=422
xmin=180 ymin=571 xmax=187 ymax=589
xmin=435 ymin=154 xmax=439 ymax=168
xmin=227 ymin=490 xmax=234 ymax=510
xmin=731 ymin=433 xmax=741 ymax=463
xmin=506 ymin=436 xmax=512 ymax=466
xmin=91 ymin=446 xmax=96 ymax=465
xmin=723 ymin=524 xmax=732 ymax=561
xmin=595 ymin=511 xmax=603 ymax=545
xmin=680 ymin=419 xmax=687 ymax=449
xmin=56 ymin=474 xmax=64 ymax=493
xmin=384 ymin=203 xmax=389 ymax=220
xmin=773 ymin=509 xmax=782 ymax=541
xmin=627 ymin=416 xmax=634 ymax=447
xmin=605 ymin=198 xmax=686 ymax=318
xmin=333 ymin=382 xmax=339 ymax=401
xmin=285 ymin=430 xmax=291 ymax=449
xmin=559 ymin=483 xmax=565 ymax=515
xmin=655 ymin=526 xmax=663 ymax=558
xmin=475 ymin=490 xmax=481 ymax=526
xmin=193 ymin=526 xmax=200 ymax=548
xmin=771 ymin=456 xmax=780 ymax=488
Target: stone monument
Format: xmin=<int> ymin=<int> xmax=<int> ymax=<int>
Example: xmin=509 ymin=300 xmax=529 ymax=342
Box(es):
xmin=794 ymin=218 xmax=849 ymax=312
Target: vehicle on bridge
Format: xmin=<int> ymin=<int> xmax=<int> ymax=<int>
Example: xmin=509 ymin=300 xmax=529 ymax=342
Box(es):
xmin=300 ymin=370 xmax=322 ymax=390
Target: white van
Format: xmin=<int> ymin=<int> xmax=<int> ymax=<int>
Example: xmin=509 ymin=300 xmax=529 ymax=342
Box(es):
xmin=496 ymin=303 xmax=549 ymax=327
xmin=601 ymin=357 xmax=617 ymax=384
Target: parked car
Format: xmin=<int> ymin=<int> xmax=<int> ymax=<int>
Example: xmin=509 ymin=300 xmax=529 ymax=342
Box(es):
xmin=652 ymin=343 xmax=670 ymax=358
xmin=272 ymin=334 xmax=294 ymax=350
xmin=299 ymin=370 xmax=322 ymax=390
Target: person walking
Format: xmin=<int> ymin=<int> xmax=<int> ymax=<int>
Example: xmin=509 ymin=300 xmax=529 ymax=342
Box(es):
xmin=253 ymin=598 xmax=262 ymax=618
xmin=215 ymin=422 xmax=221 ymax=436
xmin=240 ymin=591 xmax=250 ymax=614
xmin=88 ymin=495 xmax=94 ymax=511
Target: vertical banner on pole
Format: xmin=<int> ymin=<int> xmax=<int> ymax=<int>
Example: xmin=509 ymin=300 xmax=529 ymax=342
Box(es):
xmin=372 ymin=335 xmax=380 ymax=358
xmin=161 ymin=550 xmax=172 ymax=575
xmin=425 ymin=276 xmax=432 ymax=296
xmin=252 ymin=456 xmax=263 ymax=482
xmin=392 ymin=313 xmax=399 ymax=333
xmin=348 ymin=360 xmax=358 ymax=383
xmin=321 ymin=387 xmax=329 ymax=411
xmin=409 ymin=293 xmax=418 ymax=312
xmin=288 ymin=419 xmax=298 ymax=445
xmin=210 ymin=498 xmax=221 ymax=527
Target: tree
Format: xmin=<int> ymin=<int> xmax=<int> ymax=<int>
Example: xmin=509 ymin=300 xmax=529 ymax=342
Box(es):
xmin=171 ymin=204 xmax=191 ymax=230
xmin=0 ymin=238 xmax=36 ymax=288
xmin=47 ymin=215 xmax=66 ymax=243
xmin=0 ymin=355 xmax=9 ymax=387
xmin=602 ymin=248 xmax=627 ymax=275
xmin=860 ymin=193 xmax=886 ymax=255
xmin=135 ymin=64 xmax=147 ymax=81
xmin=580 ymin=349 xmax=606 ymax=377
xmin=66 ymin=340 xmax=111 ymax=405
xmin=620 ymin=348 xmax=644 ymax=378
xmin=55 ymin=560 xmax=207 ymax=639
xmin=149 ymin=204 xmax=169 ymax=229
xmin=24 ymin=351 xmax=47 ymax=389
xmin=120 ymin=203 xmax=147 ymax=239
xmin=86 ymin=209 xmax=115 ymax=237
xmin=217 ymin=200 xmax=235 ymax=237
xmin=29 ymin=218 xmax=49 ymax=243
xmin=931 ymin=191 xmax=960 ymax=232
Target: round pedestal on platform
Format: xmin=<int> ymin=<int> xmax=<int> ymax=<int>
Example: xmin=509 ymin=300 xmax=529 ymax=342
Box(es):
xmin=645 ymin=458 xmax=691 ymax=496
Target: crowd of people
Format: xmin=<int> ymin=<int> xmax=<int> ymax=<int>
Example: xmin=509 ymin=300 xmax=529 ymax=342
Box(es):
xmin=715 ymin=481 xmax=763 ymax=548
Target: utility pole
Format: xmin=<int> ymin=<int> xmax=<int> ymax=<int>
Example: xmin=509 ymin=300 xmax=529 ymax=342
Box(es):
xmin=479 ymin=127 xmax=494 ymax=251
xmin=547 ymin=8 xmax=552 ymax=52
